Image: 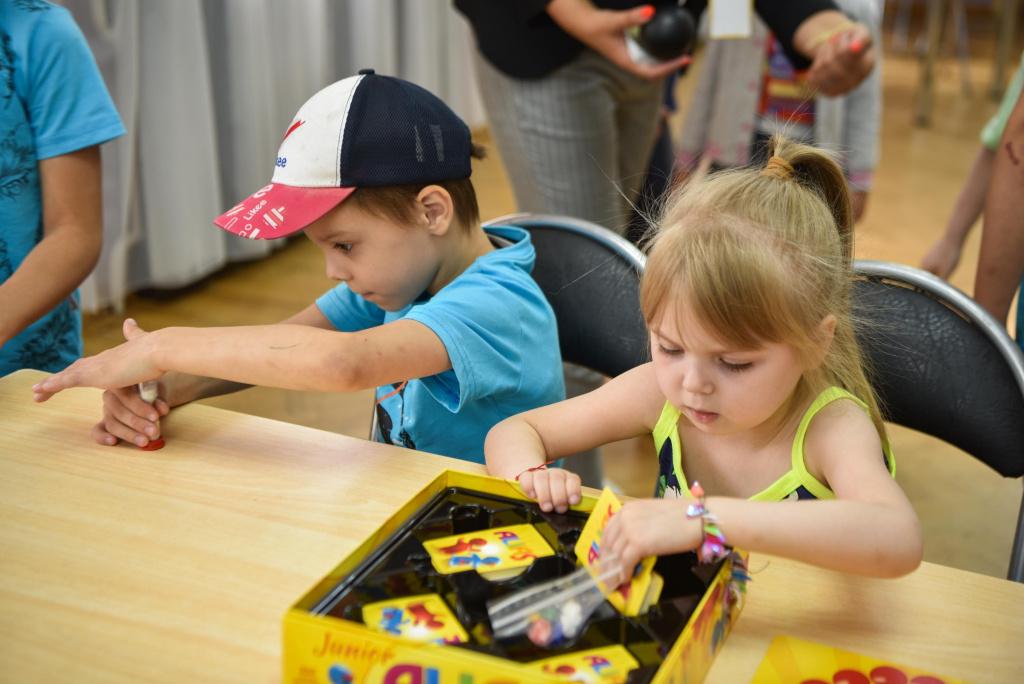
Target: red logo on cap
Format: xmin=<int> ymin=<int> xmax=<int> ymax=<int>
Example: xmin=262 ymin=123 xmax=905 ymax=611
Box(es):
xmin=282 ymin=119 xmax=305 ymax=141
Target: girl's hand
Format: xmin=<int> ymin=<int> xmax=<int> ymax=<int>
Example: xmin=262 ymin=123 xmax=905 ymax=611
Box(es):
xmin=600 ymin=498 xmax=702 ymax=586
xmin=806 ymin=23 xmax=875 ymax=97
xmin=92 ymin=384 xmax=171 ymax=448
xmin=517 ymin=467 xmax=582 ymax=514
xmin=32 ymin=319 xmax=162 ymax=402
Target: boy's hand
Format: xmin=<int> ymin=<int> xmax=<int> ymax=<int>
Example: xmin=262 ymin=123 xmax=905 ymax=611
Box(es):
xmin=32 ymin=318 xmax=161 ymax=402
xmin=806 ymin=23 xmax=875 ymax=97
xmin=600 ymin=498 xmax=702 ymax=586
xmin=92 ymin=384 xmax=170 ymax=447
xmin=517 ymin=467 xmax=582 ymax=514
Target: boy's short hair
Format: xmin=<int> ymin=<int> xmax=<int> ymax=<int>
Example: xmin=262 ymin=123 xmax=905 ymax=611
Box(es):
xmin=350 ymin=143 xmax=486 ymax=230
xmin=212 ymin=69 xmax=476 ymax=240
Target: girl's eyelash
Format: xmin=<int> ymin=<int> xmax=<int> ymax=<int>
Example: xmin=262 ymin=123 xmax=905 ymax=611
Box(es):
xmin=333 ymin=243 xmax=353 ymax=253
xmin=657 ymin=341 xmax=752 ymax=370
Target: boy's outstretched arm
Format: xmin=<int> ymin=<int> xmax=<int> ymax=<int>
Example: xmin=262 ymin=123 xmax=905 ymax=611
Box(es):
xmin=133 ymin=303 xmax=340 ymax=408
xmin=32 ymin=314 xmax=451 ymax=401
xmin=485 ymin=363 xmax=662 ymax=513
xmin=89 ymin=303 xmax=337 ymax=447
xmin=601 ymin=399 xmax=923 ymax=582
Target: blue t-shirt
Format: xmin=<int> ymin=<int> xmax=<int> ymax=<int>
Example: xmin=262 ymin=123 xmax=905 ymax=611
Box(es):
xmin=315 ymin=225 xmax=565 ymax=463
xmin=0 ymin=1 xmax=125 ymax=376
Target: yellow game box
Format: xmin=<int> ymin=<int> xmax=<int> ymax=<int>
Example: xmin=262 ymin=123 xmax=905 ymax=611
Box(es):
xmin=283 ymin=470 xmax=745 ymax=684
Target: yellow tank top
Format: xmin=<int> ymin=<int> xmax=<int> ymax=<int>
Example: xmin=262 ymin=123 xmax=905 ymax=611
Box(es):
xmin=652 ymin=386 xmax=895 ymax=501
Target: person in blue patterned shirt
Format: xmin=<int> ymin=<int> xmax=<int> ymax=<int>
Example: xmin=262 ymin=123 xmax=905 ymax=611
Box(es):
xmin=0 ymin=0 xmax=124 ymax=376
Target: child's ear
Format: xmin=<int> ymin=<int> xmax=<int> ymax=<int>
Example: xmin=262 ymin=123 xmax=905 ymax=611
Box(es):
xmin=416 ymin=185 xmax=454 ymax=236
xmin=808 ymin=314 xmax=838 ymax=368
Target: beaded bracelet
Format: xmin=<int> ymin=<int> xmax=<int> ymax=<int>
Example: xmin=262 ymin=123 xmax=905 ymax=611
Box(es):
xmin=685 ymin=481 xmax=730 ymax=564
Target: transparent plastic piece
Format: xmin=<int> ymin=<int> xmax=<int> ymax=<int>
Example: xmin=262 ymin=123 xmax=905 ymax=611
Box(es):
xmin=487 ymin=559 xmax=622 ymax=647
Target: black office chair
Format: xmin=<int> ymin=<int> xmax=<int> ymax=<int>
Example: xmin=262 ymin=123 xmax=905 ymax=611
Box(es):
xmin=853 ymin=260 xmax=1024 ymax=582
xmin=485 ymin=213 xmax=649 ymax=377
xmin=483 ymin=213 xmax=649 ymax=489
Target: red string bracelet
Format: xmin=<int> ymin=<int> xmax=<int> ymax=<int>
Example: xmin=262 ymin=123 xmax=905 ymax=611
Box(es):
xmin=514 ymin=463 xmax=548 ymax=482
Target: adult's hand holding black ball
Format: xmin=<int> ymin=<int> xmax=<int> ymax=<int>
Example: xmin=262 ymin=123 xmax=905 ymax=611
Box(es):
xmin=636 ymin=5 xmax=696 ymax=62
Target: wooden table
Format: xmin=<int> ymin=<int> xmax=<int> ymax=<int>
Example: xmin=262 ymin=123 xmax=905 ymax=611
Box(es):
xmin=2 ymin=370 xmax=1023 ymax=683
xmin=705 ymin=556 xmax=1024 ymax=682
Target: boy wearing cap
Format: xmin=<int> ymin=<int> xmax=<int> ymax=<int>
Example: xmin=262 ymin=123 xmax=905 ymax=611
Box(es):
xmin=32 ymin=71 xmax=565 ymax=464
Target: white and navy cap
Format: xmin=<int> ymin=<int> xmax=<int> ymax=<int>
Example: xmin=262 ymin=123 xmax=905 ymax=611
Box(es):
xmin=214 ymin=69 xmax=473 ymax=239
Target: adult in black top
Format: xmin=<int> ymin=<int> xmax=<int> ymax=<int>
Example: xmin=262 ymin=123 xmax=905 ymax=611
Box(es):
xmin=455 ymin=0 xmax=874 ymax=96
xmin=455 ymin=0 xmax=877 ymax=490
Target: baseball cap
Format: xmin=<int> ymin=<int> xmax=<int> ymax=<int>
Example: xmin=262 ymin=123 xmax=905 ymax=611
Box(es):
xmin=214 ymin=69 xmax=473 ymax=240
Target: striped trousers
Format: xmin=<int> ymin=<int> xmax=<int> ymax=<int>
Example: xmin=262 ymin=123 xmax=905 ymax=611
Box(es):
xmin=473 ymin=48 xmax=663 ymax=237
xmin=474 ymin=49 xmax=664 ymax=487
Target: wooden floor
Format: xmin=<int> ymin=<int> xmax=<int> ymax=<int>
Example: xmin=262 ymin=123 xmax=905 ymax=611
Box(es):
xmin=83 ymin=38 xmax=1022 ymax=579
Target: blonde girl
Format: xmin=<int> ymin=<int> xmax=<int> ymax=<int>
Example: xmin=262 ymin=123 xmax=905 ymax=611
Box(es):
xmin=485 ymin=137 xmax=922 ymax=581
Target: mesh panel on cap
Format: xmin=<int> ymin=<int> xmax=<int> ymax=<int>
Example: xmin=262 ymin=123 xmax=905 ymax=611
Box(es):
xmin=339 ymin=75 xmax=472 ymax=187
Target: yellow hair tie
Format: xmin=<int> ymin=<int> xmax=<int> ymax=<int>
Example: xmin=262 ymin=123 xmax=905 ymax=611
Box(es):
xmin=761 ymin=155 xmax=794 ymax=181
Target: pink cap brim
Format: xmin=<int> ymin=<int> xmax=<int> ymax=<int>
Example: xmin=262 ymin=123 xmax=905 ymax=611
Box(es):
xmin=213 ymin=184 xmax=356 ymax=239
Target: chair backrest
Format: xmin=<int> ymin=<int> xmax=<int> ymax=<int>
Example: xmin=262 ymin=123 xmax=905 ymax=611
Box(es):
xmin=369 ymin=213 xmax=649 ymax=443
xmin=485 ymin=213 xmax=650 ymax=378
xmin=853 ymin=260 xmax=1024 ymax=581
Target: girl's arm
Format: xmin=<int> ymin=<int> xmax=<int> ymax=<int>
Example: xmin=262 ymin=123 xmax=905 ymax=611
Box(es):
xmin=601 ymin=399 xmax=923 ymax=581
xmin=485 ymin=362 xmax=664 ymax=512
xmin=32 ymin=312 xmax=451 ymax=401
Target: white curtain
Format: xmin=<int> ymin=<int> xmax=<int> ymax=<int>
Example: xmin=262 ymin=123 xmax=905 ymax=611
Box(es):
xmin=65 ymin=0 xmax=485 ymax=312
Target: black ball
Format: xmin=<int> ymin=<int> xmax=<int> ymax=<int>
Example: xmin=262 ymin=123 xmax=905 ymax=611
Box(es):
xmin=638 ymin=5 xmax=696 ymax=62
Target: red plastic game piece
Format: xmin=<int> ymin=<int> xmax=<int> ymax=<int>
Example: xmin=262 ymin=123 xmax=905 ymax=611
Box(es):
xmin=140 ymin=438 xmax=165 ymax=451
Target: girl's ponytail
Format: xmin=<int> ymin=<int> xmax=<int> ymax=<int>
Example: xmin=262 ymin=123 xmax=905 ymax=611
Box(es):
xmin=644 ymin=134 xmax=886 ymax=442
xmin=760 ymin=135 xmax=884 ymax=437
xmin=764 ymin=135 xmax=854 ymax=262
